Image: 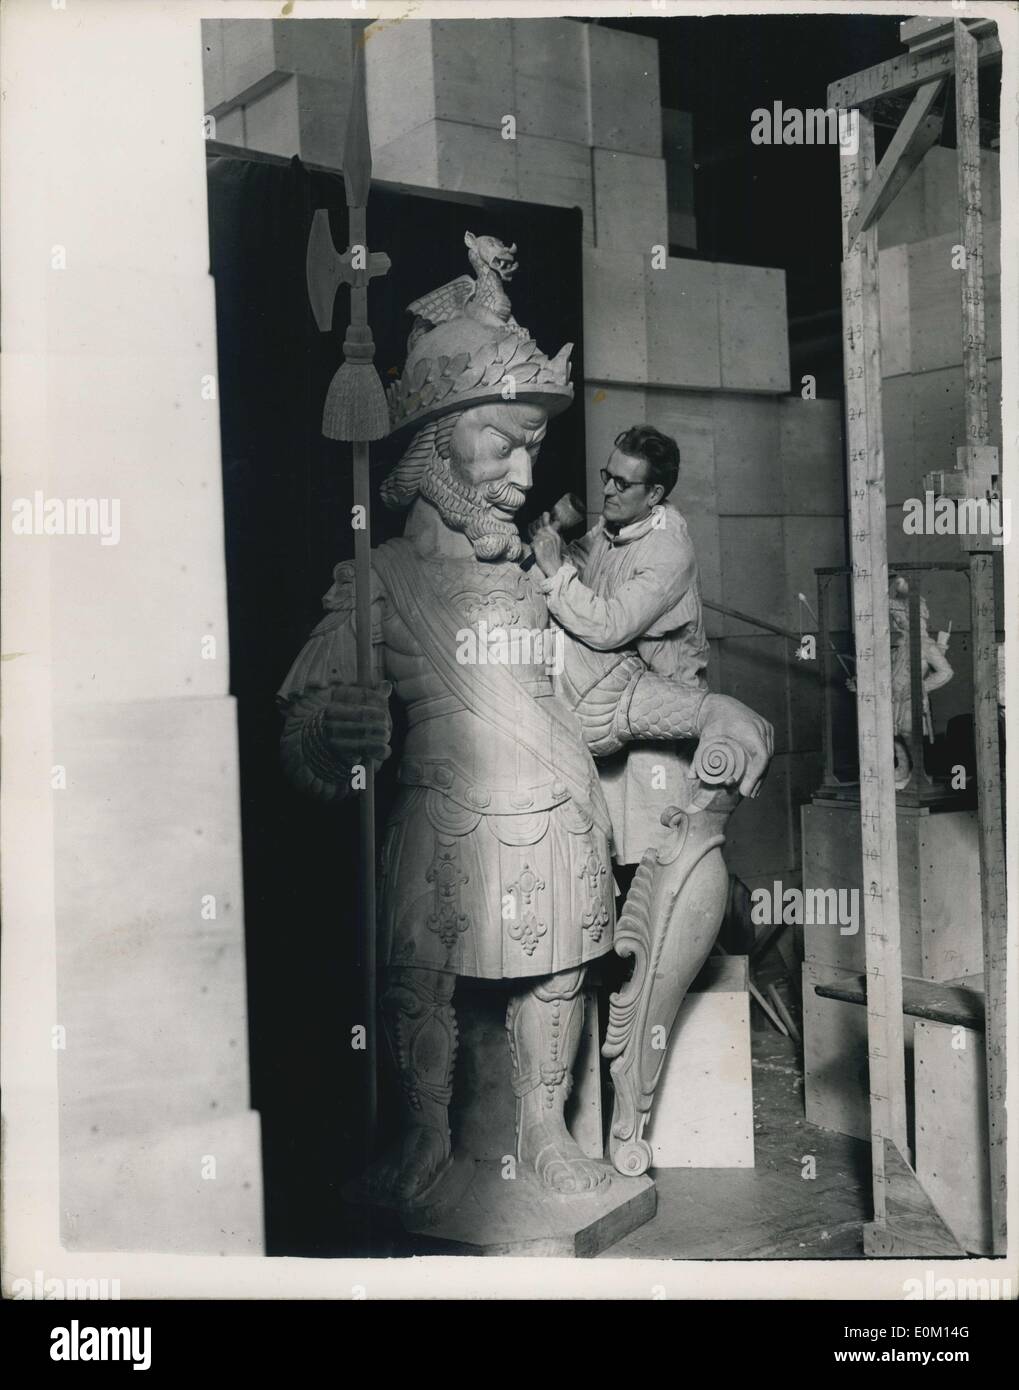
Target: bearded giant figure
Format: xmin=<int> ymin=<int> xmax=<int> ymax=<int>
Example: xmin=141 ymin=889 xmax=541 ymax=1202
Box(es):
xmin=277 ymin=234 xmax=768 ymax=1206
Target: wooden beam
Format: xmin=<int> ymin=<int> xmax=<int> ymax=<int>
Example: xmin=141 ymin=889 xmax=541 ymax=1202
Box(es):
xmin=846 ymin=79 xmax=945 ymax=247
xmin=954 ymin=19 xmax=1007 ymax=1258
xmin=839 ymin=112 xmax=909 ymax=1228
xmin=827 ymin=25 xmax=999 ymax=109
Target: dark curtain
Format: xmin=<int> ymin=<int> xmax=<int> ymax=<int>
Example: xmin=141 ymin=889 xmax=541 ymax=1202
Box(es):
xmin=205 ymin=151 xmax=585 ymax=1255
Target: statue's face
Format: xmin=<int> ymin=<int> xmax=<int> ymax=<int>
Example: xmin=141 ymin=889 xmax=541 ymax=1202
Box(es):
xmin=448 ymin=403 xmax=549 ymax=520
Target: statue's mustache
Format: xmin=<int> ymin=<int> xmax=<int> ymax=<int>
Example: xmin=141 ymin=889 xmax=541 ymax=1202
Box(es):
xmin=481 ymin=479 xmax=527 ymax=510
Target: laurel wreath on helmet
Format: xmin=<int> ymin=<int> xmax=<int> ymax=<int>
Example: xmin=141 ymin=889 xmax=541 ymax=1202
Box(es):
xmin=387 ymin=331 xmax=569 ymax=429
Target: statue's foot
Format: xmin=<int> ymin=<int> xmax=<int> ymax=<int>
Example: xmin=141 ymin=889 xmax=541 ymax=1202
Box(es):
xmin=363 ymin=1125 xmax=452 ymax=1208
xmin=519 ymin=1115 xmax=609 ymax=1196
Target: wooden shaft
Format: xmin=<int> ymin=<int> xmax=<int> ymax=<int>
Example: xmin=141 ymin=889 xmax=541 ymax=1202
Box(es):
xmin=955 ymin=18 xmax=1006 ymax=1255
xmin=353 ymin=440 xmax=377 ymax=1155
xmin=840 ymin=111 xmax=909 ymax=1224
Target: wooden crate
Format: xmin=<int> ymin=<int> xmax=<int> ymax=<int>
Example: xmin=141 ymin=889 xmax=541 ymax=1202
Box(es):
xmin=646 ymin=955 xmax=754 ymax=1168
xmin=802 ymin=799 xmax=983 ymax=981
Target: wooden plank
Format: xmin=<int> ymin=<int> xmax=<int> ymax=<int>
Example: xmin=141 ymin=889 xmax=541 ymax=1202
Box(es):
xmin=827 ymin=26 xmax=1000 ymax=109
xmin=847 ymin=80 xmax=945 ymax=246
xmin=954 ymin=18 xmax=1007 ymax=1258
xmin=840 ymin=112 xmax=909 ymax=1225
xmin=813 ymin=972 xmax=985 ymax=1031
xmin=864 ymin=1138 xmax=966 ymax=1256
xmin=915 ymin=1019 xmax=993 ymax=1254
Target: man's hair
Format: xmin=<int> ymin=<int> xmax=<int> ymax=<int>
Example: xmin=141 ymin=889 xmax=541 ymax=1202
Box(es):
xmin=613 ymin=425 xmax=680 ymax=498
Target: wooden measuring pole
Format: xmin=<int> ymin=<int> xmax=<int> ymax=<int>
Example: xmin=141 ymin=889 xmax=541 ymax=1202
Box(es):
xmin=839 ymin=112 xmax=909 ymax=1227
xmin=954 ymin=19 xmax=1007 ymax=1255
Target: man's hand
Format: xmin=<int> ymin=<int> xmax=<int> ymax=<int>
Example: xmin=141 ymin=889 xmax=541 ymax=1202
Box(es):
xmin=531 ymin=524 xmax=566 ymax=578
xmin=694 ymin=693 xmax=773 ymax=800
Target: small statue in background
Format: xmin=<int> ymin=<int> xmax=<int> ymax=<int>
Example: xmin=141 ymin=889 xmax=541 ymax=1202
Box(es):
xmin=888 ymin=575 xmax=953 ymax=789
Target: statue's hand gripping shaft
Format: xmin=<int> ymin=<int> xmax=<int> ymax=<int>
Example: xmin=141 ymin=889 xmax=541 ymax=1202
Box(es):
xmin=280 ymin=681 xmax=392 ymax=801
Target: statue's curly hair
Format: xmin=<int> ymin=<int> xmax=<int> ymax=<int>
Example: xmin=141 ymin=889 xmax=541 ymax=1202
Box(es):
xmin=380 ymin=412 xmax=462 ymax=510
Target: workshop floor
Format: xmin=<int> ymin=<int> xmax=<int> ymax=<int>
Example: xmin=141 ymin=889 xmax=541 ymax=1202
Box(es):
xmin=601 ymin=1027 xmax=872 ymax=1260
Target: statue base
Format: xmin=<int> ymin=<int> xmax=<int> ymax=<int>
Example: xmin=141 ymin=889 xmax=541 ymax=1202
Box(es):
xmin=399 ymin=1157 xmax=656 ymax=1257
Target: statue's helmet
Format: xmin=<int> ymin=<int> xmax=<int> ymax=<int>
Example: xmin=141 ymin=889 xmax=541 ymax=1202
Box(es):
xmin=384 ymin=232 xmax=574 ymax=439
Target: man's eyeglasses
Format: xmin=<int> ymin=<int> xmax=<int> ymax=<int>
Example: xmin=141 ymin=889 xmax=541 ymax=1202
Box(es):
xmin=600 ymin=469 xmax=649 ymax=494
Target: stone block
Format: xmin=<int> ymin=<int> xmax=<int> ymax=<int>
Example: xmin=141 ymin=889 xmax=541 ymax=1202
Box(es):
xmin=586 ymin=23 xmax=662 ymax=157
xmin=364 ymin=16 xmax=435 ymax=151
xmin=915 ymin=1018 xmax=992 ymax=1255
xmin=512 ymin=18 xmax=589 ymax=145
xmin=239 ymin=67 xmax=353 ymax=165
xmin=644 ymin=389 xmax=722 ymax=634
xmin=584 ymin=383 xmax=647 ymax=512
xmin=645 ymin=257 xmax=720 ymax=389
xmin=592 ymin=149 xmax=669 ymax=253
xmin=716 ymin=636 xmax=791 ymax=755
xmin=909 ymin=232 xmax=963 ymax=374
xmin=713 ymin=394 xmax=783 ymax=517
xmin=646 ymin=389 xmax=717 ymax=516
xmin=717 ymin=515 xmax=786 ymax=638
xmin=912 ymin=363 xmax=966 ymax=479
xmin=366 ymin=18 xmax=514 ymax=149
xmin=881 ymin=371 xmax=916 ymax=505
xmin=62 ymin=1112 xmax=263 ymax=1255
xmin=783 ymin=515 xmax=847 ymax=632
xmin=242 ymin=72 xmax=300 ymax=159
xmin=582 ymin=248 xmax=647 ymax=383
xmin=879 ymin=243 xmax=912 ymax=377
xmin=220 ymin=18 xmax=279 ymax=105
xmin=375 ymin=120 xmax=518 ymax=201
xmin=53 ymin=697 xmax=251 ymax=1145
xmin=717 ymin=263 xmax=789 ymax=393
xmin=516 ymin=135 xmax=594 ymax=245
xmin=436 ymin=120 xmax=519 ymax=201
xmin=646 ymin=956 xmax=754 ymax=1168
xmin=44 ymin=294 xmax=230 ymax=704
xmin=779 ymin=397 xmax=844 ymax=515
xmin=371 ymin=122 xmax=440 ymax=187
xmin=684 ymin=511 xmax=724 ymax=641
xmin=432 ymin=19 xmax=515 ymax=130
xmin=201 ymin=19 xmax=227 ymax=112
xmin=273 ymin=17 xmax=354 ymax=84
xmin=877 ymin=160 xmax=928 ymax=248
xmin=213 ymin=106 xmax=245 ymax=147
xmin=922 ymin=145 xmax=1001 ymax=239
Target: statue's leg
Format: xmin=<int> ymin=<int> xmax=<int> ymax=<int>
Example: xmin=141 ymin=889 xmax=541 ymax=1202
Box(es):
xmin=508 ymin=966 xmax=608 ymax=1195
xmin=365 ymin=965 xmax=457 ymax=1206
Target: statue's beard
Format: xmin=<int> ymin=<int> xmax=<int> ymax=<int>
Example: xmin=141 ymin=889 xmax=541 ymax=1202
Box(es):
xmin=419 ymin=452 xmax=526 ymax=562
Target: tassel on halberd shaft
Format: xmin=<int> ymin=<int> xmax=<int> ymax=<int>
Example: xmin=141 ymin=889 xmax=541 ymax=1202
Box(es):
xmin=322 ymin=360 xmax=390 ymax=442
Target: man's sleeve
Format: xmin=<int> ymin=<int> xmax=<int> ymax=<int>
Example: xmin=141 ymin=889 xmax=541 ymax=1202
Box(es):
xmin=542 ymin=530 xmax=696 ymax=651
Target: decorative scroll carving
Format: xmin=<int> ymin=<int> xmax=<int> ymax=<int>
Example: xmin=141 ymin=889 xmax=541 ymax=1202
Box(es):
xmin=603 ymin=736 xmax=744 ymax=1176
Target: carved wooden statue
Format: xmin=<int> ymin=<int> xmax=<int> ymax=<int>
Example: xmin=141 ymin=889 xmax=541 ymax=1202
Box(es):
xmin=278 ymin=234 xmax=772 ymax=1206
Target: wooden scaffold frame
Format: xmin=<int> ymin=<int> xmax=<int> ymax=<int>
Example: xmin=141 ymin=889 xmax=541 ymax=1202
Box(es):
xmin=829 ymin=15 xmax=1006 ymax=1257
